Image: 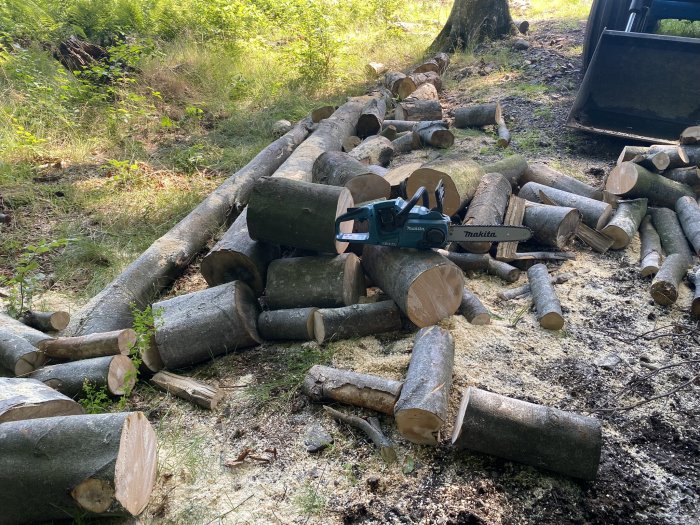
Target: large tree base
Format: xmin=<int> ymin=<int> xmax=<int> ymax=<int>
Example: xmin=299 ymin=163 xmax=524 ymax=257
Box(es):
xmin=431 ymin=0 xmax=514 ymax=52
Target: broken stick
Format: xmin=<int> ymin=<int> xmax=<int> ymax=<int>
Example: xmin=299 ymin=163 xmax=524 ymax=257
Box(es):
xmin=151 ymin=371 xmax=223 ymax=410
xmin=323 ymin=405 xmax=397 ymax=464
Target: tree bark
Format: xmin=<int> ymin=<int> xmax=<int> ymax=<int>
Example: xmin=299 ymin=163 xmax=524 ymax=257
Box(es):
xmin=675 ymin=196 xmax=700 ymax=256
xmin=248 ymin=177 xmax=354 ymax=254
xmin=38 ymin=329 xmax=137 ymax=361
xmin=431 ymin=0 xmax=514 ymax=52
xmin=482 ymin=155 xmax=530 ymax=187
xmin=394 ymin=326 xmax=454 ymax=445
xmin=662 ymin=166 xmax=700 ymax=190
xmin=384 ymin=71 xmax=417 ymax=99
xmin=151 ymin=371 xmax=223 ymax=410
xmin=606 ymin=162 xmax=695 ymax=208
xmin=0 ymin=412 xmax=157 ymax=522
xmin=617 ymin=145 xmax=649 ymax=164
xmin=312 ymin=151 xmax=391 ymax=204
xmin=528 ymin=263 xmax=564 ymax=330
xmin=650 ymin=145 xmax=689 ymax=169
xmin=342 ymin=136 xmax=362 ymax=152
xmin=19 ymin=311 xmax=70 ymax=332
xmin=437 ymin=249 xmax=521 ymax=282
xmin=0 ymin=378 xmax=83 ymax=423
xmin=415 ymin=121 xmax=454 ymax=149
xmin=639 ymin=215 xmax=662 ymax=277
xmin=453 ymin=103 xmax=501 ymax=128
xmin=30 ymin=355 xmax=136 ymax=398
xmin=523 ymin=203 xmax=581 ymax=249
xmin=460 ymin=288 xmax=490 ymax=325
xmin=265 ymin=254 xmax=365 ymax=310
xmin=459 ymin=172 xmax=512 ymax=253
xmin=356 ymin=96 xmax=388 ymax=139
xmin=383 ymin=120 xmax=449 ymax=133
xmin=302 ymin=364 xmax=402 ymax=415
xmin=0 ymin=330 xmax=45 ymax=376
xmin=0 ymin=312 xmax=53 ymax=346
xmin=348 ymin=135 xmax=395 ymax=167
xmin=451 ymin=388 xmax=602 ymax=480
xmin=631 ymin=151 xmax=670 ymax=173
xmin=600 ymin=198 xmax=648 ymax=250
xmin=395 ymin=99 xmax=443 ymax=122
xmin=313 ymin=300 xmax=402 ymax=344
xmin=522 ymin=162 xmax=602 ymax=200
xmin=679 ymin=144 xmax=700 ymax=166
xmin=391 ymin=131 xmax=422 ymax=153
xmin=257 ymin=307 xmax=318 ymax=341
xmin=649 ymin=207 xmax=694 ymax=261
xmin=650 ymin=253 xmax=689 ymax=306
xmin=153 ymin=281 xmax=261 ymax=370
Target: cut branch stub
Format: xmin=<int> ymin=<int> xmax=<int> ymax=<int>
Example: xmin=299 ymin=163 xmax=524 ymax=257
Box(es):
xmin=600 ymin=198 xmax=648 ymax=250
xmin=0 ymin=378 xmax=84 ymax=423
xmin=151 ymin=371 xmax=223 ymax=410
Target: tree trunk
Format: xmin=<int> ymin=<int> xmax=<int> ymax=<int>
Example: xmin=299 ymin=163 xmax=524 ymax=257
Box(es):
xmin=30 ymin=355 xmax=136 ymax=398
xmin=265 ymin=254 xmax=365 ymax=310
xmin=0 ymin=312 xmax=53 ymax=346
xmin=606 ymin=162 xmax=695 ymax=208
xmin=600 ymin=198 xmax=648 ymax=250
xmin=37 ymin=329 xmax=136 ymax=361
xmin=395 ymin=99 xmax=443 ymax=122
xmin=257 ymin=307 xmax=318 ymax=341
xmin=248 ymin=177 xmax=354 ymax=254
xmin=639 ymin=215 xmax=662 ymax=277
xmin=0 ymin=378 xmax=83 ymax=423
xmin=151 ymin=371 xmax=223 ymax=410
xmin=348 ymin=135 xmax=395 ymax=167
xmin=662 ymin=166 xmax=700 ymax=190
xmin=650 ymin=207 xmax=694 ymax=260
xmin=453 ymin=103 xmax=501 ymax=128
xmin=459 ymin=288 xmax=490 ymax=325
xmin=650 ymin=253 xmax=689 ymax=306
xmin=523 ymin=203 xmax=581 ymax=249
xmin=482 ymin=155 xmax=529 ymax=187
xmin=67 ymin=119 xmax=310 ymax=337
xmin=312 ymin=151 xmax=391 ymax=203
xmin=528 ymin=263 xmax=564 ymax=330
xmin=356 ymin=96 xmax=388 ymax=139
xmin=384 ymin=71 xmax=417 ymax=99
xmin=19 ymin=311 xmax=70 ymax=332
xmin=459 ymin=173 xmax=512 ymax=253
xmin=451 ymin=388 xmax=602 ymax=480
xmin=431 ymin=0 xmax=514 ymax=52
xmin=0 ymin=412 xmax=157 ymax=522
xmin=302 ymin=364 xmax=402 ymax=415
xmin=675 ymin=196 xmax=700 ymax=256
xmin=313 ymin=300 xmax=402 ymax=344
xmin=394 ymin=326 xmax=454 ymax=445
xmin=361 ymin=246 xmax=464 ymax=327
xmin=522 ymin=162 xmax=602 ymax=200
xmin=0 ymin=331 xmax=45 ymax=376
xmin=437 ymin=249 xmax=520 ymax=282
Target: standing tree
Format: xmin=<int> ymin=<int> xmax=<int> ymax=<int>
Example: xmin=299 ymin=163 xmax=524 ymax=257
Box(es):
xmin=431 ymin=0 xmax=514 ymax=51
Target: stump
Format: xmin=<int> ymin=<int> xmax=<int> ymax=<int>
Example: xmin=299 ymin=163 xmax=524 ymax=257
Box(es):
xmin=0 ymin=330 xmax=45 ymax=376
xmin=312 ymin=151 xmax=390 ymax=204
xmin=522 ymin=162 xmax=602 ymax=200
xmin=38 ymin=329 xmax=137 ymax=361
xmin=527 ymin=263 xmax=564 ymax=330
xmin=639 ymin=215 xmax=662 ymax=277
xmin=257 ymin=307 xmax=318 ymax=341
xmin=523 ymin=203 xmax=581 ymax=249
xmin=20 ymin=311 xmax=70 ymax=332
xmin=313 ymin=300 xmax=402 ymax=344
xmin=459 ymin=173 xmax=512 ymax=253
xmin=650 ymin=253 xmax=689 ymax=306
xmin=431 ymin=0 xmax=514 ymax=52
xmin=31 ymin=355 xmax=136 ymax=398
xmin=459 ymin=288 xmax=491 ymax=325
xmin=676 ymin=196 xmax=700 ymax=256
xmin=606 ymin=162 xmax=694 ymax=208
xmin=0 ymin=378 xmax=83 ymax=423
xmin=600 ymin=198 xmax=648 ymax=250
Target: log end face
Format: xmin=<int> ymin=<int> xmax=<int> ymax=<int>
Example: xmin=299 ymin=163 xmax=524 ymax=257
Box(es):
xmin=469 ymin=313 xmax=491 ymax=326
xmin=395 ymin=408 xmax=443 ymax=445
xmin=539 ymin=312 xmax=565 ymax=330
xmin=72 ymin=478 xmax=115 ymax=514
xmin=14 ymin=350 xmax=45 ymax=376
xmin=140 ymin=343 xmax=164 ymax=374
xmin=605 ymin=163 xmax=638 ymax=196
xmin=600 ymin=224 xmax=630 ymax=250
xmin=107 ymin=355 xmax=137 ymax=396
xmin=650 ymin=282 xmax=678 ymax=306
xmin=556 ymin=209 xmax=582 ymax=249
xmin=406 ymin=263 xmax=464 ymax=327
xmin=117 ymin=329 xmax=138 ymax=355
xmin=49 ymin=311 xmax=71 ymax=331
xmin=312 ymin=311 xmax=326 ymax=345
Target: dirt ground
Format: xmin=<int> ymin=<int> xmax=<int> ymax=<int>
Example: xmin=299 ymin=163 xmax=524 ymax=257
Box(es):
xmin=41 ymin=17 xmax=700 ymax=525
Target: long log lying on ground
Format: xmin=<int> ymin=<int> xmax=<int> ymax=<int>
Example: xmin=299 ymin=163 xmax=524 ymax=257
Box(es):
xmin=0 ymin=378 xmax=83 ymax=422
xmin=272 ymin=96 xmax=373 ymax=182
xmin=257 ymin=307 xmax=318 ymax=341
xmin=639 ymin=215 xmax=662 ymax=277
xmin=313 ymin=300 xmax=402 ymax=344
xmin=37 ymin=329 xmax=136 ymax=361
xmin=20 ymin=311 xmax=70 ymax=332
xmin=676 ymin=196 xmax=700 ymax=256
xmin=265 ymin=254 xmax=365 ymax=309
xmin=606 ymin=162 xmax=695 ymax=208
xmin=302 ymin=364 xmax=402 ymax=415
xmin=481 ymin=155 xmax=529 ymax=187
xmin=200 ymin=208 xmax=280 ymax=295
xmin=522 ymin=163 xmax=602 ymax=200
xmin=348 ymin=135 xmax=395 ymax=167
xmin=323 ymin=406 xmax=397 ymax=463
xmin=0 ymin=412 xmax=157 ymax=522
xmin=362 ymin=246 xmax=464 ymax=327
xmin=497 ymin=271 xmax=576 ymax=301
xmin=650 ymin=253 xmax=689 ymax=306
xmin=518 ymin=182 xmax=613 ymax=230
xmin=649 ymin=207 xmax=694 ymax=260
xmin=459 ymin=288 xmax=491 ymax=325
xmin=153 ymin=281 xmax=261 ymax=370
xmin=453 ymin=102 xmax=501 ymax=128
xmin=523 ymin=203 xmax=581 ymax=249
xmin=459 ymin=173 xmax=511 ymax=253
xmin=0 ymin=330 xmax=45 ymax=376
xmin=689 ymin=267 xmax=700 ymax=317
xmin=383 ymin=120 xmax=449 ymax=132
xmin=248 ymin=177 xmax=354 ymax=254
xmin=528 ymin=263 xmax=564 ymax=330
xmin=437 ymin=249 xmax=521 ymax=282
xmin=600 ymin=198 xmax=648 ymax=249
xmin=0 ymin=312 xmax=53 ymax=346
xmin=394 ymin=326 xmax=454 ymax=445
xmin=67 ymin=119 xmax=310 ymax=337
xmin=451 ymin=388 xmax=602 ymax=480
xmin=151 ymin=371 xmax=223 ymax=410
xmin=312 ymin=151 xmax=390 ymax=203
xmin=663 ymin=166 xmax=700 ymax=190
xmin=31 ymin=355 xmax=136 ymax=398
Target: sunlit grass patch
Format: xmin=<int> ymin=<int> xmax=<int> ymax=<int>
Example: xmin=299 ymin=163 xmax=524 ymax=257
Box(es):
xmin=522 ymin=0 xmax=593 ymax=20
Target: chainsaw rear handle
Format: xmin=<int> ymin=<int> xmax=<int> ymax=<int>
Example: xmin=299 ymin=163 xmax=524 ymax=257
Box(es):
xmin=334 ymin=206 xmax=371 ymax=241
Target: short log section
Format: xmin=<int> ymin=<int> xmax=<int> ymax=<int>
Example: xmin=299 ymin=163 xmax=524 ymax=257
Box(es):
xmin=257 ymin=307 xmax=318 ymax=341
xmin=0 ymin=378 xmax=83 ymax=423
xmin=151 ymin=371 xmax=223 ymax=410
xmin=606 ymin=162 xmax=695 ymax=208
xmin=676 ymin=196 xmax=700 ymax=256
xmin=518 ymin=182 xmax=612 ymax=230
xmin=650 ymin=253 xmax=689 ymax=306
xmin=650 ymin=207 xmax=694 ymax=260
xmin=453 ymin=103 xmax=501 ymax=128
xmin=38 ymin=329 xmax=137 ymax=361
xmin=313 ymin=300 xmax=402 ymax=344
xmin=523 ymin=203 xmax=581 ymax=249
xmin=460 ymin=288 xmax=491 ymax=325
xmin=459 ymin=172 xmax=512 ymax=253
xmin=31 ymin=355 xmax=136 ymax=398
xmin=20 ymin=311 xmax=70 ymax=332
xmin=0 ymin=330 xmax=45 ymax=376
xmin=0 ymin=312 xmax=53 ymax=346
xmin=312 ymin=151 xmax=390 ymax=203
xmin=639 ymin=215 xmax=662 ymax=277
xmin=528 ymin=263 xmax=564 ymax=330
xmin=600 ymin=198 xmax=648 ymax=250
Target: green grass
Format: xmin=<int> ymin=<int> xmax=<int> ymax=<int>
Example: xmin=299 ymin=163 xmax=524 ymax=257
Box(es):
xmin=520 ymin=0 xmax=592 ymax=20
xmin=656 ymin=19 xmax=700 ymax=37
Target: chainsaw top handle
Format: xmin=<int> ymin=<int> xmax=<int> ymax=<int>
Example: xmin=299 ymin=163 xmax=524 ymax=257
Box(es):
xmin=397 ymin=186 xmax=430 ymax=221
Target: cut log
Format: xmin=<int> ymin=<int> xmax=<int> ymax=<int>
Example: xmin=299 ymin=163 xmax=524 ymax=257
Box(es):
xmin=689 ymin=266 xmax=700 ymax=317
xmin=510 ymin=251 xmax=576 ymax=263
xmin=600 ymin=198 xmax=648 ymax=250
xmin=302 ymin=364 xmax=402 ymax=415
xmin=380 ymin=125 xmax=397 ymax=141
xmin=384 ymin=162 xmax=423 ymax=196
xmin=676 ymin=196 xmax=700 ymax=256
xmin=153 ymin=281 xmax=260 ymax=370
xmin=394 ymin=326 xmax=454 ymax=445
xmin=312 ymin=151 xmax=390 ymax=203
xmin=0 ymin=378 xmax=83 ymax=423
xmin=650 ymin=253 xmax=689 ymax=306
xmin=362 ymin=246 xmax=463 ymax=327
xmin=31 ymin=355 xmax=136 ymax=398
xmin=0 ymin=412 xmax=157 ymax=522
xmin=680 ymin=126 xmax=700 ymax=145
xmin=517 ymin=182 xmax=613 ymax=230
xmin=151 ymin=371 xmax=222 ymax=410
xmin=348 ymin=135 xmax=395 ymax=167
xmin=415 ymin=121 xmax=454 ymax=149
xmin=356 ymin=97 xmax=388 ymax=139
xmin=0 ymin=330 xmax=45 ymax=376
xmin=522 ymin=162 xmax=602 ymax=200
xmin=481 ymin=155 xmax=529 ymax=187
xmin=395 ymin=99 xmax=443 ymax=122
xmin=513 ymin=19 xmax=530 ymax=33
xmin=617 ymin=145 xmax=649 ymax=165
xmin=342 ymin=136 xmax=362 ymax=152
xmin=496 ymin=115 xmax=511 ymax=148
xmin=311 ymin=105 xmax=335 ymax=123
xmin=639 ymin=215 xmax=662 ymax=277
xmin=323 ymin=405 xmax=397 ymax=463
xmin=248 ymin=177 xmax=354 ymax=254
xmin=0 ymin=312 xmax=53 ymax=346
xmin=459 ymin=173 xmax=512 ymax=253
xmin=523 ymin=203 xmax=581 ymax=249
xmin=265 ymin=254 xmax=365 ymax=310
xmin=650 ymin=144 xmax=690 ymax=169
xmin=20 ymin=311 xmax=70 ymax=332
xmin=412 ymin=58 xmax=441 ymax=75
xmin=366 ymin=62 xmax=388 ymax=77
xmin=631 ymin=151 xmax=671 ymax=173
xmin=497 ymin=271 xmax=576 ymax=301
xmin=199 ymin=208 xmax=280 ymax=295
xmin=650 ymin=207 xmax=694 ymax=260
xmin=496 ymin=195 xmax=527 ymax=260
xmin=459 ymin=288 xmax=490 ymax=325
xmin=452 ymin=388 xmax=602 ymax=480
xmin=437 ymin=249 xmax=521 ymax=282
xmin=383 ymin=119 xmax=448 ymax=133
xmin=453 ymin=102 xmax=501 ymax=128
xmin=384 ymin=71 xmax=417 ymax=99
xmin=527 ymin=263 xmax=564 ymax=329
xmin=606 ymin=162 xmax=695 ymax=208
xmin=38 ymin=329 xmax=137 ymax=361
xmin=391 ymin=131 xmax=421 ymax=153
xmin=313 ymin=300 xmax=402 ymax=344
xmin=257 ymin=307 xmax=318 ymax=341
xmin=67 ymin=119 xmax=310 ymax=337
xmin=662 ymin=166 xmax=700 ymax=190
xmin=408 ymin=71 xmax=443 ymax=92
xmin=404 ymin=83 xmax=438 ymax=101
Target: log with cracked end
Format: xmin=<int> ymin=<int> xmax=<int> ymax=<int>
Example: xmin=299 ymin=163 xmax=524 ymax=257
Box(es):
xmin=0 ymin=377 xmax=84 ymax=423
xmin=523 ymin=202 xmax=581 ymax=249
xmin=0 ymin=330 xmax=46 ymax=376
xmin=151 ymin=371 xmax=223 ymax=410
xmin=459 ymin=288 xmax=491 ymax=325
xmin=600 ymin=198 xmax=648 ymax=250
xmin=527 ymin=263 xmax=564 ymax=330
xmin=323 ymin=405 xmax=397 ymax=464
xmin=37 ymin=329 xmax=137 ymax=361
xmin=19 ymin=310 xmax=70 ymax=332
xmin=650 ymin=253 xmax=690 ymax=306
xmin=639 ymin=215 xmax=662 ymax=277
xmin=313 ymin=301 xmax=402 ymax=344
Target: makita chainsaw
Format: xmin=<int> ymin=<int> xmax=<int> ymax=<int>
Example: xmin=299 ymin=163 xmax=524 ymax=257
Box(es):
xmin=335 ymin=182 xmax=531 ymax=250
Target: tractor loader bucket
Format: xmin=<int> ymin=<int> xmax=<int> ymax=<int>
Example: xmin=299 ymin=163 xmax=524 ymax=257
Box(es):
xmin=567 ymin=30 xmax=700 ymax=144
